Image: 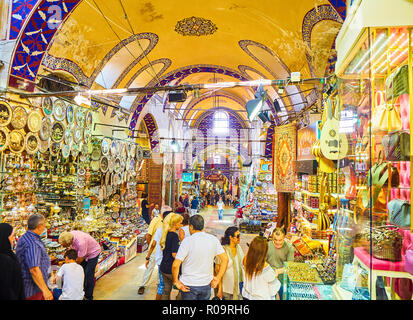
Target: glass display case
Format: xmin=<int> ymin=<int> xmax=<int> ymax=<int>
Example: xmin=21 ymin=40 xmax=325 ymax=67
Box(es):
xmin=334 ymin=26 xmax=413 ymax=300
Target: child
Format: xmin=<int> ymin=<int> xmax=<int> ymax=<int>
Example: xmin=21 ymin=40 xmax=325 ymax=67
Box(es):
xmin=217 ymin=197 xmax=224 ymax=220
xmin=52 ymin=249 xmax=85 ymax=300
xmin=152 ymin=204 xmax=160 ymax=219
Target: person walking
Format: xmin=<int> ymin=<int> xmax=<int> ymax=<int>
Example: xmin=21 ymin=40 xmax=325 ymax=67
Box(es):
xmin=141 ymin=194 xmax=154 ymax=225
xmin=217 ymin=197 xmax=224 ymax=220
xmin=172 ymin=215 xmax=229 ymax=300
xmin=183 ymin=194 xmax=190 ymax=213
xmin=215 ymin=226 xmax=244 ymax=300
xmin=0 ymin=223 xmax=25 ymax=300
xmin=138 ymin=206 xmax=172 ymax=296
xmin=178 ymin=213 xmax=191 ymax=241
xmin=265 ymin=227 xmax=294 ymax=300
xmin=159 ymin=214 xmax=183 ymax=300
xmin=58 ymin=230 xmax=101 ymax=300
xmin=242 ymin=236 xmax=281 ymax=300
xmin=15 ymin=214 xmax=52 ymax=300
xmin=151 ymin=204 xmax=160 ymax=219
xmin=190 ymin=196 xmax=199 ymax=217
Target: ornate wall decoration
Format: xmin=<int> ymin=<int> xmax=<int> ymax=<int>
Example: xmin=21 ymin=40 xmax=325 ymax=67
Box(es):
xmin=124 ymin=58 xmax=171 ymax=89
xmin=175 ymin=16 xmax=217 ymax=37
xmin=265 ymin=123 xmax=275 ymax=158
xmin=142 ymin=113 xmax=159 ymax=151
xmin=42 ymin=54 xmax=90 ymax=86
xmin=9 ymin=0 xmax=38 ymax=40
xmin=327 ymin=0 xmax=347 ymax=20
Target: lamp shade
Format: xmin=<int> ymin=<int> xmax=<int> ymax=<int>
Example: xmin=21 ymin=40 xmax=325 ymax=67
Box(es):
xmin=246 ymin=84 xmax=267 ymax=121
xmin=258 ymin=111 xmax=271 ymax=123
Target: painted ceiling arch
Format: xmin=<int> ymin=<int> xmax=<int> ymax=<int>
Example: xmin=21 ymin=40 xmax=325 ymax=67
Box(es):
xmin=142 ymin=112 xmax=160 ymax=151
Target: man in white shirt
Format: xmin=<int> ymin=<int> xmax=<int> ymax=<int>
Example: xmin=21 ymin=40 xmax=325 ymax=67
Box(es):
xmin=172 ymin=215 xmax=229 ymax=300
xmin=53 ymin=249 xmax=84 ymax=300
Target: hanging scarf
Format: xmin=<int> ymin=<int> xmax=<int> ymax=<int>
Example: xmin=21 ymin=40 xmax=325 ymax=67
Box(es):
xmin=224 ymin=244 xmax=244 ymax=300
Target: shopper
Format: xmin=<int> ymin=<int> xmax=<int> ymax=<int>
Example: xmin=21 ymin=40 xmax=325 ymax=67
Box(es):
xmin=152 ymin=204 xmax=160 ymax=219
xmin=190 ymin=196 xmax=199 ymax=216
xmin=263 ymin=216 xmax=278 ymax=239
xmin=0 ymin=223 xmax=25 ymax=300
xmin=217 ymin=197 xmax=224 ymax=220
xmin=178 ymin=213 xmax=191 ymax=241
xmin=160 ymin=214 xmax=183 ymax=300
xmin=242 ymin=236 xmax=280 ymax=300
xmin=175 ymin=200 xmax=186 ymax=214
xmin=139 ymin=206 xmax=172 ymax=296
xmin=141 ymin=194 xmax=154 ymax=225
xmin=215 ymin=226 xmax=244 ymax=300
xmin=51 ymin=249 xmax=85 ymax=300
xmin=172 ymin=215 xmax=229 ymax=300
xmin=58 ymin=230 xmax=101 ymax=300
xmin=15 ymin=214 xmax=52 ymax=300
xmin=266 ymin=227 xmax=294 ymax=300
xmin=183 ymin=194 xmax=190 ymax=212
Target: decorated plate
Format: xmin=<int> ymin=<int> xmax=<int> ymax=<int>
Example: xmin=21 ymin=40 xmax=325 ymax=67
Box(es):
xmin=27 ymin=110 xmax=42 ymax=133
xmin=100 ymin=156 xmax=109 ymax=173
xmin=79 ymin=152 xmax=87 ymax=162
xmin=25 ymin=133 xmax=40 ymax=155
xmin=106 ymin=185 xmax=112 ymax=196
xmin=105 ymin=171 xmax=110 ymax=185
xmin=78 ymin=167 xmax=85 ymax=176
xmin=51 ymin=121 xmax=64 ymax=143
xmin=75 ymin=108 xmax=85 ymax=126
xmin=129 ymin=158 xmax=135 ymax=172
xmin=62 ymin=144 xmax=71 ymax=159
xmin=90 ymin=160 xmax=100 ymax=171
xmin=101 ymin=138 xmax=110 ymax=155
xmin=73 ymin=126 xmax=83 ymax=144
xmin=121 ymin=143 xmax=127 ymax=158
xmin=113 ymin=173 xmax=120 ymax=186
xmin=116 ymin=141 xmax=122 ymax=155
xmin=136 ymin=145 xmax=143 ymax=161
xmin=53 ymin=99 xmax=66 ymax=121
xmin=114 ymin=158 xmax=121 ymax=173
xmin=120 ymin=159 xmax=125 ymax=172
xmin=39 ymin=117 xmax=52 ymax=141
xmin=66 ymin=104 xmax=74 ymax=124
xmin=110 ymin=140 xmax=117 ymax=157
xmin=108 ymin=157 xmax=115 ymax=173
xmin=42 ymin=97 xmax=53 ymax=116
xmin=9 ymin=130 xmax=25 ymax=153
xmin=0 ymin=101 xmax=12 ymax=127
xmin=81 ymin=143 xmax=89 ymax=155
xmin=0 ymin=127 xmax=9 ymax=152
xmin=87 ymin=141 xmax=93 ymax=154
xmin=265 ymin=173 xmax=272 ymax=182
xmin=91 ymin=147 xmax=101 ymax=161
xmin=50 ymin=142 xmax=61 ymax=156
xmin=85 ymin=111 xmax=93 ymax=128
xmin=38 ymin=139 xmax=49 ymax=153
xmin=11 ymin=106 xmax=27 ymax=130
xmin=130 ymin=144 xmax=136 ymax=158
xmin=83 ymin=129 xmax=91 ymax=143
xmin=64 ymin=128 xmax=73 ymax=145
xmin=71 ymin=143 xmax=80 ymax=158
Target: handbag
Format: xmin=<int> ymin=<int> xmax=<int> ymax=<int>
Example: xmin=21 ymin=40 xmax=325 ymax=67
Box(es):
xmin=382 ymin=131 xmax=410 ymax=161
xmin=361 ymin=225 xmax=403 ymax=261
xmin=388 ymin=199 xmax=411 ymax=228
xmin=371 ymin=91 xmax=402 ymax=133
xmin=386 ymin=65 xmax=409 ymax=100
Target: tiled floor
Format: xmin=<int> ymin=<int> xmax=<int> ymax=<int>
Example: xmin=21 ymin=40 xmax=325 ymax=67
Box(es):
xmin=93 ymin=206 xmax=255 ymax=300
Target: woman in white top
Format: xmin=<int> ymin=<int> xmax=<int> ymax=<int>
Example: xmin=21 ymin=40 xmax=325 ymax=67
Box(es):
xmin=215 ymin=226 xmax=244 ymax=300
xmin=217 ymin=197 xmax=224 ymax=220
xmin=242 ymin=236 xmax=281 ymax=300
xmin=178 ymin=213 xmax=191 ymax=241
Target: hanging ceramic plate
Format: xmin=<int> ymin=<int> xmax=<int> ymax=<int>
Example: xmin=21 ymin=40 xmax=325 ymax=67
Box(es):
xmin=126 ymin=158 xmax=131 ymax=171
xmin=66 ymin=104 xmax=74 ymax=124
xmin=91 ymin=160 xmax=100 ymax=171
xmin=50 ymin=142 xmax=61 ymax=156
xmin=11 ymin=106 xmax=27 ymax=130
xmin=81 ymin=143 xmax=89 ymax=155
xmin=265 ymin=173 xmax=272 ymax=182
xmin=27 ymin=110 xmax=42 ymax=133
xmin=105 ymin=171 xmax=110 ymax=185
xmin=9 ymin=130 xmax=25 ymax=154
xmin=53 ymin=99 xmax=66 ymax=121
xmin=113 ymin=173 xmax=120 ymax=186
xmin=130 ymin=143 xmax=136 ymax=158
xmin=0 ymin=101 xmax=12 ymax=127
xmin=120 ymin=159 xmax=126 ymax=172
xmin=83 ymin=129 xmax=91 ymax=143
xmin=38 ymin=139 xmax=49 ymax=153
xmin=114 ymin=158 xmax=121 ymax=173
xmin=106 ymin=185 xmax=112 ymax=196
xmin=91 ymin=147 xmax=101 ymax=161
xmin=0 ymin=127 xmax=9 ymax=152
xmin=51 ymin=121 xmax=64 ymax=143
xmin=85 ymin=111 xmax=93 ymax=128
xmin=25 ymin=132 xmax=39 ymax=155
xmin=100 ymin=156 xmax=109 ymax=173
xmin=64 ymin=128 xmax=73 ymax=145
xmin=71 ymin=143 xmax=80 ymax=158
xmin=39 ymin=117 xmax=52 ymax=141
xmin=62 ymin=144 xmax=71 ymax=159
xmin=121 ymin=143 xmax=127 ymax=158
xmin=87 ymin=141 xmax=93 ymax=154
xmin=75 ymin=108 xmax=85 ymax=126
xmin=42 ymin=97 xmax=53 ymax=116
xmin=129 ymin=158 xmax=135 ymax=172
xmin=110 ymin=140 xmax=117 ymax=157
xmin=79 ymin=152 xmax=87 ymax=162
xmin=101 ymin=138 xmax=110 ymax=155
xmin=108 ymin=157 xmax=115 ymax=173
xmin=73 ymin=126 xmax=83 ymax=144
xmin=136 ymin=145 xmax=143 ymax=161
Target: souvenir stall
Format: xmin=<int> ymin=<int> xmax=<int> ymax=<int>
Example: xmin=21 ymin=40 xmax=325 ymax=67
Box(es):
xmin=0 ymin=94 xmax=150 ymax=280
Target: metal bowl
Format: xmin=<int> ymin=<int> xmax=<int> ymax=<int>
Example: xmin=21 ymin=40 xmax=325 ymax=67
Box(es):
xmin=9 ymin=130 xmax=25 ymax=154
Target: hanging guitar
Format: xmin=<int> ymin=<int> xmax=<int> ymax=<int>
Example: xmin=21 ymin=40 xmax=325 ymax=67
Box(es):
xmin=320 ymin=96 xmax=349 ymax=160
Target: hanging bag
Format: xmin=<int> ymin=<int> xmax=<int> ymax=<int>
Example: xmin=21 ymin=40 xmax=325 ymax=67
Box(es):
xmin=382 ymin=131 xmax=410 ymax=161
xmin=388 ymin=199 xmax=411 ymax=228
xmin=386 ymin=64 xmax=409 ymax=100
xmin=371 ymin=91 xmax=402 ymax=133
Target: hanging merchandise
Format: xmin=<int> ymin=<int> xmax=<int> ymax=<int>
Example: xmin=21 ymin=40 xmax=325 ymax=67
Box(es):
xmin=0 ymin=101 xmax=13 ymax=127
xmin=385 ymin=64 xmax=409 ymax=100
xmin=371 ymin=91 xmax=402 ymax=133
xmin=388 ymin=199 xmax=411 ymax=228
xmin=382 ymin=131 xmax=410 ymax=161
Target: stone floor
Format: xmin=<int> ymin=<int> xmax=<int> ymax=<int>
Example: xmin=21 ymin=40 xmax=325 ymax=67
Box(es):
xmin=93 ymin=206 xmax=255 ymax=300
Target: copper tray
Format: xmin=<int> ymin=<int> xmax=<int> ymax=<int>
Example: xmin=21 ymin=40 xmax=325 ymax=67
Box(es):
xmin=51 ymin=121 xmax=64 ymax=143
xmin=39 ymin=117 xmax=52 ymax=141
xmin=25 ymin=132 xmax=40 ymax=155
xmin=0 ymin=127 xmax=9 ymax=152
xmin=11 ymin=106 xmax=27 ymax=130
xmin=27 ymin=110 xmax=42 ymax=133
xmin=9 ymin=129 xmax=25 ymax=153
xmin=0 ymin=101 xmax=12 ymax=127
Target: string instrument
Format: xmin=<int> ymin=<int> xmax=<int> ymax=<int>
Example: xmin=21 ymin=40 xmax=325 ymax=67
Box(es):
xmin=320 ymin=97 xmax=348 ymax=160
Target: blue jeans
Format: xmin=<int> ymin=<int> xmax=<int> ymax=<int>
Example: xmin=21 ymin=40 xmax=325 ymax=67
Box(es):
xmin=181 ymin=284 xmax=211 ymax=300
xmin=81 ymin=255 xmax=99 ymax=300
xmin=218 ymin=209 xmax=223 ymax=220
xmin=53 ymin=288 xmax=62 ymax=300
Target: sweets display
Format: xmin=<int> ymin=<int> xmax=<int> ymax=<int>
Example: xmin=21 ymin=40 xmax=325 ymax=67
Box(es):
xmin=286 ymin=261 xmax=323 ymax=284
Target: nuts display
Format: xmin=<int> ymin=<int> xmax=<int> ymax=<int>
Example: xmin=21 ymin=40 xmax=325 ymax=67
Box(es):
xmin=286 ymin=262 xmax=323 ymax=284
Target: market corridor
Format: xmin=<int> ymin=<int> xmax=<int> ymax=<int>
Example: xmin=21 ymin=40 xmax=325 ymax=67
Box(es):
xmin=93 ymin=206 xmax=253 ymax=300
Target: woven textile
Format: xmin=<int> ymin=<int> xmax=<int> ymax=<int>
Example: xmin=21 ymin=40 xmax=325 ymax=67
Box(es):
xmin=273 ymin=123 xmax=297 ymax=192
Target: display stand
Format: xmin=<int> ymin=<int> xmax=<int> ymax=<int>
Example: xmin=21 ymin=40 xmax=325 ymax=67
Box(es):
xmin=95 ymin=250 xmax=117 ymax=280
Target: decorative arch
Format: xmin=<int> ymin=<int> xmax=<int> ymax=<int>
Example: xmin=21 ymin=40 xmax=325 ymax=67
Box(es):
xmin=142 ymin=113 xmax=159 ymax=151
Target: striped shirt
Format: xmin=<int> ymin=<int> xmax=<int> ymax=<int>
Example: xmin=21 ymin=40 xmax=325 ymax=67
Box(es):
xmin=16 ymin=231 xmax=51 ymax=298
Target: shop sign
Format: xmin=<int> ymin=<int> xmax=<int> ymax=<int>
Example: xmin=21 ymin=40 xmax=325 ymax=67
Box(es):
xmin=182 ymin=172 xmax=194 ymax=182
xmin=206 ymin=174 xmax=223 ymax=181
xmin=297 ymin=121 xmax=320 ymax=161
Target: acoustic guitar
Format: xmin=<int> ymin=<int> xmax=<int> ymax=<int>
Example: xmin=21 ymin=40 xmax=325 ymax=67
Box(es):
xmin=320 ymin=96 xmax=349 ymax=160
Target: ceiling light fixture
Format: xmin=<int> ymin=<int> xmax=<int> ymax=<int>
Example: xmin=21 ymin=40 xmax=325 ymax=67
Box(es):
xmin=246 ymin=84 xmax=267 ymax=122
